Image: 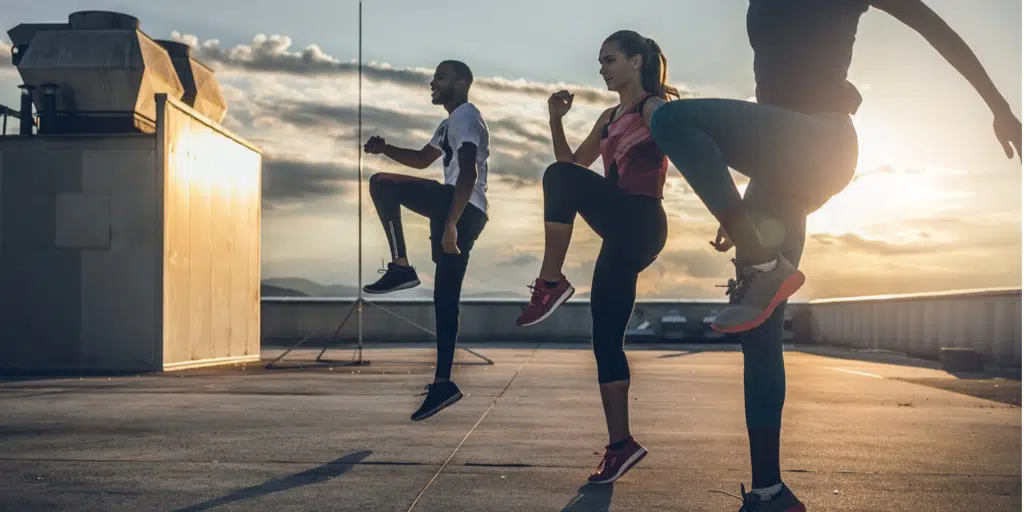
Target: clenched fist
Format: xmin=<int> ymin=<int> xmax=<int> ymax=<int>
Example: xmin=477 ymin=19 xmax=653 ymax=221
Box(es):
xmin=548 ymin=90 xmax=574 ymax=120
xmin=364 ymin=135 xmax=387 ymax=154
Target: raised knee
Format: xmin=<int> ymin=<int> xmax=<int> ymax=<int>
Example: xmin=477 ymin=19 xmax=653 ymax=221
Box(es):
xmin=368 ymin=172 xmax=394 ymax=196
xmin=648 ymin=99 xmax=694 ymax=141
xmin=647 ymin=101 xmax=674 ymax=140
xmin=542 ymin=161 xmax=575 ymax=188
xmin=368 ymin=172 xmax=383 ymax=191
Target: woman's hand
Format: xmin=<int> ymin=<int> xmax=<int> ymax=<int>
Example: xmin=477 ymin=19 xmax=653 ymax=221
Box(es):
xmin=548 ymin=90 xmax=574 ymax=120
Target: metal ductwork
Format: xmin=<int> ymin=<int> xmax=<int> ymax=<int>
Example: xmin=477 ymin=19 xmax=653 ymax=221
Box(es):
xmin=155 ymin=40 xmax=228 ymax=123
xmin=6 ymin=10 xmax=228 ymax=134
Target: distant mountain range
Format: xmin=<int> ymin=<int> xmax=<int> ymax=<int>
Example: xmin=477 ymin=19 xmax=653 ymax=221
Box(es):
xmin=261 ymin=277 xmax=368 ymax=298
xmin=260 ymin=277 xmax=532 ymax=299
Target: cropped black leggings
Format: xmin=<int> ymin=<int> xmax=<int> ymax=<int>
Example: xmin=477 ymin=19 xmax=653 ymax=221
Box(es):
xmin=543 ymin=162 xmax=667 ymax=384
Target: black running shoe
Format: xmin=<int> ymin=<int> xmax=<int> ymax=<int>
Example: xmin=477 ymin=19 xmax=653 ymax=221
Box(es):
xmin=714 ymin=483 xmax=805 ymax=512
xmin=363 ymin=261 xmax=420 ymax=294
xmin=411 ymin=381 xmax=463 ymax=421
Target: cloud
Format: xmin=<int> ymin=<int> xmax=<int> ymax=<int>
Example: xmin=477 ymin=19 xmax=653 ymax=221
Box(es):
xmin=807 ymin=232 xmax=946 ymax=256
xmin=169 ymin=31 xmax=695 ymax=105
xmin=262 ymin=155 xmax=354 ymax=210
xmin=270 ymin=100 xmax=438 ymax=136
xmin=0 ymin=40 xmax=11 ymax=68
xmin=226 ymin=92 xmax=571 ymax=189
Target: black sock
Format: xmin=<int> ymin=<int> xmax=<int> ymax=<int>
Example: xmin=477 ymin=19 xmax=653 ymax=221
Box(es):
xmin=608 ymin=436 xmax=632 ymax=450
xmin=749 ymin=428 xmax=782 ymax=488
xmin=544 ymin=280 xmax=559 ymax=287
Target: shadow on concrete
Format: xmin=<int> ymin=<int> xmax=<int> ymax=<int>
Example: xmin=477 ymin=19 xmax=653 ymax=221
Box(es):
xmin=795 ymin=345 xmax=1021 ymax=381
xmin=0 ymin=370 xmax=143 ymax=382
xmin=892 ymin=378 xmax=1021 ymax=407
xmin=172 ymin=450 xmax=372 ymax=512
xmin=654 ymin=344 xmax=744 ymax=359
xmin=560 ymin=482 xmax=613 ymax=512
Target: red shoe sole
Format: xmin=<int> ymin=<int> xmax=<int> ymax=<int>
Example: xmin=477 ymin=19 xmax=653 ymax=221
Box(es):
xmin=712 ymin=270 xmax=805 ymax=334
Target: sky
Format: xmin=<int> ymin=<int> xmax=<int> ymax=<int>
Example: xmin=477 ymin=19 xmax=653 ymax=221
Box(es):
xmin=0 ymin=0 xmax=1020 ymax=300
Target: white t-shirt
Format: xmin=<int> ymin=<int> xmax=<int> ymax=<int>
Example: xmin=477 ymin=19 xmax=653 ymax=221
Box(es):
xmin=428 ymin=102 xmax=489 ymax=216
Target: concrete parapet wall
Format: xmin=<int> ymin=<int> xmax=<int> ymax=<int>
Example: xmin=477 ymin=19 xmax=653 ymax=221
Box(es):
xmin=260 ymin=297 xmax=805 ymax=344
xmin=261 ymin=287 xmax=1022 ymax=368
xmin=806 ymin=287 xmax=1021 ymax=367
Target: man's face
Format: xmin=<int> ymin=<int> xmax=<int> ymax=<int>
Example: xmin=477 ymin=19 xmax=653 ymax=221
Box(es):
xmin=429 ymin=63 xmax=457 ymax=105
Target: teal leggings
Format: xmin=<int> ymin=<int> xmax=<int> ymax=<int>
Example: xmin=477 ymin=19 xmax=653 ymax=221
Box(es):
xmin=648 ymin=98 xmax=859 ymax=429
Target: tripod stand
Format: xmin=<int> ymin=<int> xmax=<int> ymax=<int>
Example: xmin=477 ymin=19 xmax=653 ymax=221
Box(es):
xmin=264 ymin=297 xmax=495 ymax=369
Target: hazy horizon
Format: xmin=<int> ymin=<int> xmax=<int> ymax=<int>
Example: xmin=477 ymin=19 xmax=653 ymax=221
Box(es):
xmin=1 ymin=1 xmax=1020 ymax=301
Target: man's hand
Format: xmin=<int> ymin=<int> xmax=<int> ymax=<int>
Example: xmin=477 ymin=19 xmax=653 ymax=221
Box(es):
xmin=710 ymin=225 xmax=733 ymax=252
xmin=364 ymin=135 xmax=387 ymax=154
xmin=441 ymin=222 xmax=460 ymax=255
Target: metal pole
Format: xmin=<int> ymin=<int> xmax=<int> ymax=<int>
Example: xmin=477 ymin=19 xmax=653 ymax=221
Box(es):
xmin=356 ymin=0 xmax=364 ymax=363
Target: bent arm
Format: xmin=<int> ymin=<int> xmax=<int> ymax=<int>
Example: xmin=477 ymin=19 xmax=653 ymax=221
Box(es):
xmin=550 ymin=108 xmax=614 ymax=167
xmin=382 ymin=143 xmax=442 ymax=169
xmin=870 ymin=0 xmax=1011 ymax=113
xmin=447 ymin=143 xmax=478 ymax=225
xmin=445 ymin=108 xmax=486 ymax=225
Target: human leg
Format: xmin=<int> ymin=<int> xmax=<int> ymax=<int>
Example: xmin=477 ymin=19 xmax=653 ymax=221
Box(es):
xmin=648 ymin=98 xmax=856 ymax=333
xmin=586 ymin=243 xmax=648 ymax=484
xmin=734 ymin=180 xmax=808 ymax=510
xmin=585 ymin=203 xmax=666 ymax=485
xmin=517 ymin=161 xmax=619 ymax=327
xmin=409 ymin=252 xmax=469 ymax=421
xmin=410 ymin=198 xmax=487 ymax=421
xmin=364 ymin=172 xmax=448 ymax=294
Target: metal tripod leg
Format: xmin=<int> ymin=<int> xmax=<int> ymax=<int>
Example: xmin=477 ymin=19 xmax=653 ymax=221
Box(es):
xmin=363 ymin=300 xmax=495 ymax=365
xmin=264 ymin=298 xmax=494 ymax=368
xmin=264 ymin=301 xmax=366 ymax=369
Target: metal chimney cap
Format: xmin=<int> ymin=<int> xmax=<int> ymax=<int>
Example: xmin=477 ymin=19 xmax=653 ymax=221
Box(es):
xmin=68 ymin=11 xmax=140 ymax=30
xmin=155 ymin=39 xmax=192 ymax=58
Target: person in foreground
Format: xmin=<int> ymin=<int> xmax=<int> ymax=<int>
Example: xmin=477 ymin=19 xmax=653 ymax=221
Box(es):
xmin=644 ymin=1 xmax=1022 ymax=510
xmin=516 ymin=30 xmax=679 ymax=484
xmin=362 ymin=60 xmax=490 ymax=422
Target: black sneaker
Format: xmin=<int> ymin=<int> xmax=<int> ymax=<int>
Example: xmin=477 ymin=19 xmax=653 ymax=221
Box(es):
xmin=729 ymin=483 xmax=806 ymax=512
xmin=411 ymin=381 xmax=463 ymax=421
xmin=363 ymin=261 xmax=420 ymax=294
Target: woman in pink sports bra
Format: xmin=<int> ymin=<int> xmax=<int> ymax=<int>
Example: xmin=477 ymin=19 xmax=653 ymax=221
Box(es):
xmin=514 ymin=29 xmax=680 ymax=485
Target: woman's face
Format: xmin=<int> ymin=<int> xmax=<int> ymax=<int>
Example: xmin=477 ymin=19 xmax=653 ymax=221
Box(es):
xmin=599 ymin=40 xmax=641 ymax=92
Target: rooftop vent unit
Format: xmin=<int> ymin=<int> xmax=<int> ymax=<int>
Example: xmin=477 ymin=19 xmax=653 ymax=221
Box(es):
xmin=7 ymin=10 xmax=227 ymax=135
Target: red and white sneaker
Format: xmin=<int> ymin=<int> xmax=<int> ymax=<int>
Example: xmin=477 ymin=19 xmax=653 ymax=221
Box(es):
xmin=588 ymin=437 xmax=648 ymax=484
xmin=515 ymin=275 xmax=575 ymax=327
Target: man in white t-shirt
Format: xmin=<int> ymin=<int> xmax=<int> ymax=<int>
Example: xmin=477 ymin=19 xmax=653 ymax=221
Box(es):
xmin=362 ymin=59 xmax=489 ymax=421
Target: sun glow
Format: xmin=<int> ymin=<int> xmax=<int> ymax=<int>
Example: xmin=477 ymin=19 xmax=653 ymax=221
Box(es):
xmin=802 ymin=115 xmax=975 ymax=237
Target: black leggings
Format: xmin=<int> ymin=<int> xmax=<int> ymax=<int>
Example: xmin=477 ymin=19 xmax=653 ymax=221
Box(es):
xmin=368 ymin=173 xmax=487 ymax=380
xmin=543 ymin=162 xmax=667 ymax=384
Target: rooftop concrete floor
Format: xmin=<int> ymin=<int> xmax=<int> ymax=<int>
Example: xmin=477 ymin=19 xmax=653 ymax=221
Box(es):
xmin=1 ymin=343 xmax=1020 ymax=511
